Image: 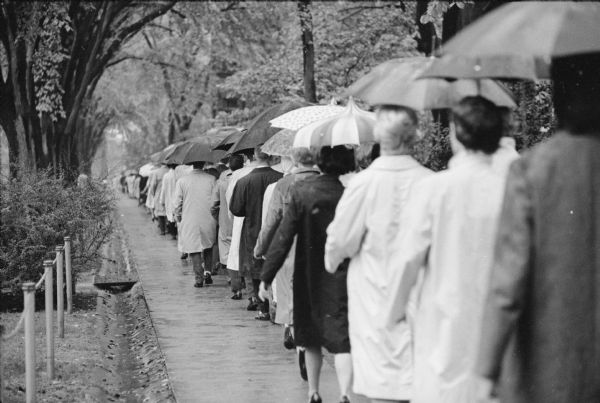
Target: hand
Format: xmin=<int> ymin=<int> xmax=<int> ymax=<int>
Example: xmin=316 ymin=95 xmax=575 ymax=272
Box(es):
xmin=473 ymin=375 xmax=496 ymax=403
xmin=258 ymin=281 xmax=270 ymax=302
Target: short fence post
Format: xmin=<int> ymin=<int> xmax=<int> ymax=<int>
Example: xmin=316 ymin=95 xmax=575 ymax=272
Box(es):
xmin=64 ymin=236 xmax=73 ymax=314
xmin=43 ymin=260 xmax=54 ymax=380
xmin=23 ymin=282 xmax=36 ymax=403
xmin=55 ymin=246 xmax=64 ymax=338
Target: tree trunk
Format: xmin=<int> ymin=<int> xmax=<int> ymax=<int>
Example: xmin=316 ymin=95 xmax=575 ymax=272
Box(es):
xmin=297 ymin=1 xmax=317 ymax=103
xmin=415 ymin=1 xmax=436 ymax=56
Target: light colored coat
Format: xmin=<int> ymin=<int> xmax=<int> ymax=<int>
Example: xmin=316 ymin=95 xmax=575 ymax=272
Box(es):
xmin=385 ymin=151 xmax=510 ymax=403
xmin=225 ymin=164 xmax=255 ymax=271
xmin=325 ymin=155 xmax=432 ymax=400
xmin=158 ymin=168 xmax=177 ymax=222
xmin=213 ymin=169 xmax=233 ymax=265
xmin=174 ymin=170 xmax=216 ymax=253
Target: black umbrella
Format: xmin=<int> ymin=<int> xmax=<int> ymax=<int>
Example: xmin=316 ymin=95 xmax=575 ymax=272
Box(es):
xmin=212 ymin=127 xmax=247 ymax=151
xmin=228 ymin=100 xmax=311 ymax=154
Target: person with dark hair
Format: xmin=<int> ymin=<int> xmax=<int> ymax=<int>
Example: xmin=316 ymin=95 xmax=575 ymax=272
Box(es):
xmin=325 ymin=106 xmax=431 ymax=403
xmin=230 ymin=147 xmax=283 ymax=318
xmin=212 ymin=154 xmax=244 ymax=298
xmin=475 ymin=53 xmax=600 ymax=403
xmin=174 ymin=160 xmax=217 ymax=288
xmin=384 ymin=96 xmax=509 ymax=403
xmin=259 ymin=145 xmax=355 ymax=403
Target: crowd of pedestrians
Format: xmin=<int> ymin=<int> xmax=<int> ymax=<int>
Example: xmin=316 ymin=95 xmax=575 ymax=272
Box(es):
xmin=118 ymin=52 xmax=599 ymax=403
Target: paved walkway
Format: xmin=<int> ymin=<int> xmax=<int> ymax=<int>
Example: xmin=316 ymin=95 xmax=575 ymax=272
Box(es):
xmin=117 ymin=196 xmax=368 ymax=403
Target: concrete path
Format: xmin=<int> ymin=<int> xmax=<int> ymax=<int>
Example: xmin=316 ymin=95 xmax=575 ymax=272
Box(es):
xmin=117 ymin=196 xmax=368 ymax=403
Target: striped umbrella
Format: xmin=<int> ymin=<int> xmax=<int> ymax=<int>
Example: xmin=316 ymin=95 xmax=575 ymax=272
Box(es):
xmin=293 ymin=98 xmax=376 ymax=148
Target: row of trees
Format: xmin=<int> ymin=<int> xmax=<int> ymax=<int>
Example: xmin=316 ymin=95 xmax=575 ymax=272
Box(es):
xmin=0 ymin=0 xmax=176 ymax=177
xmin=1 ymin=1 xmax=554 ymax=176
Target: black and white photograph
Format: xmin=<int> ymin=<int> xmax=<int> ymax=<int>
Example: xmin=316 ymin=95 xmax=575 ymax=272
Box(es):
xmin=0 ymin=1 xmax=599 ymax=402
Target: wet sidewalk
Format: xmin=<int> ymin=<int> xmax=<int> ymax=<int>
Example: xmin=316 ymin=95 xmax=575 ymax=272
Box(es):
xmin=117 ymin=196 xmax=368 ymax=403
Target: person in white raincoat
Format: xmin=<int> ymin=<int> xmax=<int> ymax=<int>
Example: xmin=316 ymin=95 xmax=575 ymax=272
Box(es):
xmin=225 ymin=154 xmax=256 ymax=298
xmin=158 ymin=164 xmax=178 ymax=239
xmin=325 ymin=106 xmax=432 ymax=403
xmin=385 ymin=97 xmax=516 ymax=403
xmin=174 ymin=161 xmax=217 ymax=287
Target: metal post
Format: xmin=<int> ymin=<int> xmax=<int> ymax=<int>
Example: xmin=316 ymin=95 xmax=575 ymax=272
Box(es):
xmin=43 ymin=260 xmax=54 ymax=380
xmin=23 ymin=282 xmax=36 ymax=403
xmin=64 ymin=236 xmax=73 ymax=314
xmin=55 ymin=246 xmax=64 ymax=338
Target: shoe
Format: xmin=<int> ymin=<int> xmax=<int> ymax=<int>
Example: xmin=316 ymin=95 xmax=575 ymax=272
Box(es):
xmin=231 ymin=291 xmax=242 ymax=300
xmin=255 ymin=312 xmax=270 ymax=321
xmin=339 ymin=396 xmax=350 ymax=403
xmin=308 ymin=392 xmax=321 ymax=403
xmin=283 ymin=326 xmax=295 ymax=350
xmin=180 ymin=253 xmax=188 ymax=259
xmin=246 ymin=297 xmax=258 ymax=311
xmin=204 ymin=272 xmax=213 ymax=285
xmin=194 ymin=282 xmax=203 ymax=288
xmin=299 ymin=350 xmax=308 ymax=381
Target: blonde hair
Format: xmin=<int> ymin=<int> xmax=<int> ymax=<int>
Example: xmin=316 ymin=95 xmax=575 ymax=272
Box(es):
xmin=374 ymin=106 xmax=419 ymax=151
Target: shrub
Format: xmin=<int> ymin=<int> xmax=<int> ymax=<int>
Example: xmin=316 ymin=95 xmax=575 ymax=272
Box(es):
xmin=0 ymin=168 xmax=114 ymax=292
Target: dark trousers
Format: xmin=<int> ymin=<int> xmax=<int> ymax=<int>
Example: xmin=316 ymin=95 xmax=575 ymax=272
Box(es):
xmin=166 ymin=220 xmax=177 ymax=239
xmin=249 ymin=277 xmax=269 ymax=314
xmin=228 ymin=268 xmax=242 ymax=292
xmin=190 ymin=249 xmax=212 ymax=284
xmin=157 ymin=215 xmax=166 ymax=235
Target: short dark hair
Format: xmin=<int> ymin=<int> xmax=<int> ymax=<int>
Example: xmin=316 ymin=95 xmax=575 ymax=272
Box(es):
xmin=552 ymin=52 xmax=600 ymax=135
xmin=452 ymin=96 xmax=503 ymax=154
xmin=317 ymin=146 xmax=356 ymax=176
xmin=229 ymin=154 xmax=244 ymax=171
xmin=192 ymin=161 xmax=205 ymax=170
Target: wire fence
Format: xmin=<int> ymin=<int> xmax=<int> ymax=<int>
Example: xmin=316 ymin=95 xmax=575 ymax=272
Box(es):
xmin=0 ymin=236 xmax=72 ymax=403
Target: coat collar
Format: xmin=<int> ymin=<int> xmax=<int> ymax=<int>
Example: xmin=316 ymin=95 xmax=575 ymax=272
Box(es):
xmin=448 ymin=150 xmax=493 ymax=169
xmin=369 ymin=155 xmax=422 ymax=171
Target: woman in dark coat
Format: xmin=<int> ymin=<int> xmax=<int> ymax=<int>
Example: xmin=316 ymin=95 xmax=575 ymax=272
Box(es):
xmin=260 ymin=146 xmax=355 ymax=403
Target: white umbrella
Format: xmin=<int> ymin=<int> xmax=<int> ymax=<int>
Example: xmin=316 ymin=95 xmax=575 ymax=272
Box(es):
xmin=293 ymin=98 xmax=376 ymax=148
xmin=139 ymin=163 xmax=155 ymax=177
xmin=270 ymin=102 xmax=345 ymax=131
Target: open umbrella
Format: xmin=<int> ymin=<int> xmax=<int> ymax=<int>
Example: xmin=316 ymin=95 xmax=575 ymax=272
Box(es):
xmin=149 ymin=143 xmax=177 ymax=163
xmin=440 ymin=2 xmax=600 ymax=78
xmin=420 ymin=54 xmax=546 ymax=81
xmin=269 ymin=102 xmax=345 ymax=130
xmin=228 ymin=100 xmax=311 ymax=154
xmin=260 ymin=129 xmax=296 ymax=157
xmin=346 ymin=57 xmax=516 ymax=109
xmin=209 ymin=127 xmax=246 ymax=151
xmin=139 ymin=163 xmax=155 ymax=177
xmin=179 ymin=137 xmax=226 ymax=165
xmin=293 ymin=98 xmax=376 ymax=148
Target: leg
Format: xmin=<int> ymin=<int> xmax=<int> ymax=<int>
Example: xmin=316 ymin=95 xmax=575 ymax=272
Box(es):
xmin=334 ymin=353 xmax=353 ymax=400
xmin=253 ymin=278 xmax=270 ymax=320
xmin=228 ymin=269 xmax=242 ymax=299
xmin=190 ymin=252 xmax=203 ymax=286
xmin=157 ymin=215 xmax=166 ymax=234
xmin=202 ymin=248 xmax=213 ymax=284
xmin=305 ymin=346 xmax=323 ymax=400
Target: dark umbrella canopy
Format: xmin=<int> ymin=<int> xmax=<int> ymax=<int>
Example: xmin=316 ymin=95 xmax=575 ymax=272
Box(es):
xmin=212 ymin=127 xmax=246 ymax=151
xmin=228 ymin=100 xmax=311 ymax=154
xmin=181 ymin=136 xmax=226 ymax=164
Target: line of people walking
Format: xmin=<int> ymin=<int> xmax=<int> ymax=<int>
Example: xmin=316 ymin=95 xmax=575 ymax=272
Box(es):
xmin=121 ymin=54 xmax=599 ymax=403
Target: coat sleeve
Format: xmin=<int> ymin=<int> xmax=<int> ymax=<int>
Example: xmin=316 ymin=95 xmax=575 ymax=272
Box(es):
xmin=229 ymin=179 xmax=246 ymax=217
xmin=475 ymin=159 xmax=533 ymax=381
xmin=324 ymin=176 xmax=368 ymax=273
xmin=255 ymin=182 xmax=285 ymax=257
xmin=385 ymin=179 xmax=433 ymax=326
xmin=260 ymin=187 xmax=301 ymax=285
xmin=174 ymin=179 xmax=183 ymax=222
